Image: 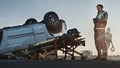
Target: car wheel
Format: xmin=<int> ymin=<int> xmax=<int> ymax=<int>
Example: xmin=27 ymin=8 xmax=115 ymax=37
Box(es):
xmin=44 ymin=12 xmax=62 ymax=34
xmin=24 ymin=18 xmax=37 ymax=25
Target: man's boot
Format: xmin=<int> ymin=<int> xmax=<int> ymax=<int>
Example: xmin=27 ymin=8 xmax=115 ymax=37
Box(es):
xmin=102 ymin=50 xmax=108 ymax=60
xmin=94 ymin=51 xmax=102 ymax=60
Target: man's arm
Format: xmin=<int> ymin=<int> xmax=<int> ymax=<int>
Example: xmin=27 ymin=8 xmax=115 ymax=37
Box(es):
xmin=108 ymin=33 xmax=115 ymax=52
xmin=98 ymin=11 xmax=108 ymax=23
xmin=104 ymin=12 xmax=108 ymax=22
xmin=110 ymin=39 xmax=114 ymax=48
xmin=110 ymin=39 xmax=115 ymax=52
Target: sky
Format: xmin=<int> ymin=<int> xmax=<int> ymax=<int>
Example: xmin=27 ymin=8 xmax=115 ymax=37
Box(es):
xmin=0 ymin=0 xmax=120 ymax=55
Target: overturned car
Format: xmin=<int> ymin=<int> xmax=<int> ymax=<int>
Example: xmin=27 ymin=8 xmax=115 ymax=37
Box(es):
xmin=0 ymin=12 xmax=85 ymax=60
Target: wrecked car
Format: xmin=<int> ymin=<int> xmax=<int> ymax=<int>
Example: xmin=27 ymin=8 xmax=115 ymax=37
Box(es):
xmin=0 ymin=11 xmax=85 ymax=60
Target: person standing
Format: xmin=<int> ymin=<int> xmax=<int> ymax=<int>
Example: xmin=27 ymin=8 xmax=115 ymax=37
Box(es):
xmin=93 ymin=4 xmax=108 ymax=60
xmin=105 ymin=27 xmax=115 ymax=52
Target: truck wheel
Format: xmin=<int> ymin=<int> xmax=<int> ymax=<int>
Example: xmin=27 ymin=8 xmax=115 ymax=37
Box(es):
xmin=23 ymin=18 xmax=37 ymax=25
xmin=44 ymin=12 xmax=62 ymax=34
xmin=44 ymin=11 xmax=61 ymax=28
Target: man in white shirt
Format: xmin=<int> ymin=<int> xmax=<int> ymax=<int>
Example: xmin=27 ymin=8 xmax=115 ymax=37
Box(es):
xmin=105 ymin=27 xmax=115 ymax=52
xmin=93 ymin=4 xmax=108 ymax=60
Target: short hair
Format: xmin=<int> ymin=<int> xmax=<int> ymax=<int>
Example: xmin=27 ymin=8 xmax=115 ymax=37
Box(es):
xmin=97 ymin=4 xmax=103 ymax=8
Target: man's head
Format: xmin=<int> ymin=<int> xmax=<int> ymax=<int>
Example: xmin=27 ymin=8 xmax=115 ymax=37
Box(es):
xmin=96 ymin=4 xmax=103 ymax=12
xmin=107 ymin=27 xmax=111 ymax=32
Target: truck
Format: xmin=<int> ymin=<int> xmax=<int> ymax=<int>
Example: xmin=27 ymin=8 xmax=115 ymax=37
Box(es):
xmin=0 ymin=11 xmax=85 ymax=60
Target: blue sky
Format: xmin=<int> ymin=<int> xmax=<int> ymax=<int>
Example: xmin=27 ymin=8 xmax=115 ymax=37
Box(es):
xmin=0 ymin=0 xmax=120 ymax=55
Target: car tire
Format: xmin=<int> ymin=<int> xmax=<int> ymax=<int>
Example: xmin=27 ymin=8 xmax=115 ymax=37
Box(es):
xmin=24 ymin=18 xmax=37 ymax=25
xmin=44 ymin=12 xmax=62 ymax=34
